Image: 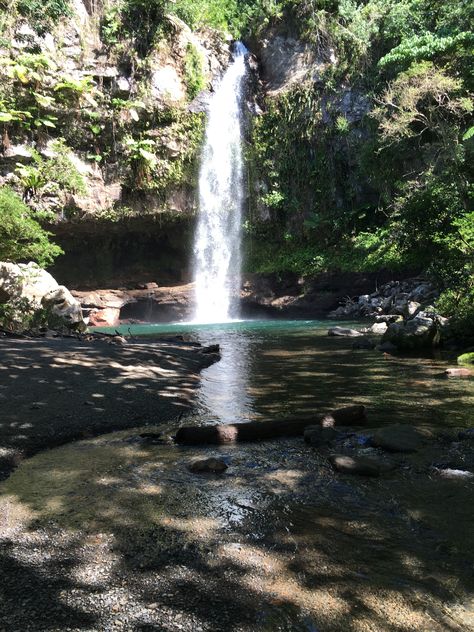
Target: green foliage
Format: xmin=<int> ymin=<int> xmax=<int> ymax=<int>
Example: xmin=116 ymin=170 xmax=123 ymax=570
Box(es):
xmin=16 ymin=0 xmax=72 ymax=34
xmin=123 ymin=112 xmax=205 ymax=192
xmin=457 ymin=352 xmax=474 ymax=366
xmin=0 ymin=187 xmax=63 ymax=266
xmin=14 ymin=140 xmax=86 ymax=201
xmin=0 ymin=296 xmax=36 ymax=332
xmin=101 ymin=0 xmax=169 ymax=55
xmin=184 ymin=43 xmax=205 ymax=101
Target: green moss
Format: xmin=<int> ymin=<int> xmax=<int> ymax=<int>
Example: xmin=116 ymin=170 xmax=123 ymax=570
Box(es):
xmin=457 ymin=353 xmax=474 ymax=366
xmin=184 ymin=43 xmax=205 ymax=101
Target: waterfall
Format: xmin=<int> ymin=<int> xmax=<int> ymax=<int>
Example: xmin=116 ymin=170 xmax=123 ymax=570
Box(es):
xmin=193 ymin=42 xmax=248 ymax=324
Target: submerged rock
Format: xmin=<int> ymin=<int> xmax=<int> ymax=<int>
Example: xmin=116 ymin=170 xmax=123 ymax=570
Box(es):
xmin=445 ymin=367 xmax=472 ymax=378
xmin=370 ymin=424 xmax=432 ymax=453
xmin=433 ymin=467 xmax=474 ymax=480
xmin=329 ymin=454 xmax=383 ymax=477
xmin=304 ymin=426 xmax=339 ymax=446
xmin=188 ymin=457 xmax=228 ymax=473
xmin=328 ymin=326 xmax=362 ymax=337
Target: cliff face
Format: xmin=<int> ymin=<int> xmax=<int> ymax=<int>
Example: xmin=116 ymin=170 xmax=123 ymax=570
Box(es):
xmin=0 ymin=1 xmax=232 ymax=287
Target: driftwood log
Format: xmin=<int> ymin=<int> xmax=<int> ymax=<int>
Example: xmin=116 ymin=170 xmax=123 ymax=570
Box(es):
xmin=175 ymin=405 xmax=367 ymax=445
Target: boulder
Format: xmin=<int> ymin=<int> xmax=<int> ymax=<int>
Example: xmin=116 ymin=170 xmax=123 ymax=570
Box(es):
xmin=406 ymin=301 xmax=421 ymax=317
xmin=329 ymin=454 xmax=383 ymax=477
xmin=88 ymin=307 xmax=121 ymax=327
xmin=188 ymin=457 xmax=228 ymax=473
xmin=0 ymin=261 xmax=85 ymax=330
xmin=370 ymin=322 xmax=388 ymax=335
xmin=381 ymin=316 xmax=439 ymax=351
xmin=370 ymin=424 xmax=431 ymax=453
xmin=445 ymin=367 xmax=472 ymax=378
xmin=304 ymin=426 xmax=339 ymax=446
xmin=328 ymin=326 xmax=362 ymax=337
xmin=41 ymin=286 xmax=85 ymax=330
xmin=0 ymin=261 xmax=58 ymax=307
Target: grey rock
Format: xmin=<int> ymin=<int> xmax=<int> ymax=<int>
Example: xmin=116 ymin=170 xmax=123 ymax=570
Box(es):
xmin=188 ymin=457 xmax=228 ymax=473
xmin=114 ymin=76 xmax=131 ymax=96
xmin=371 ymin=424 xmax=432 ymax=453
xmin=41 ymin=286 xmax=85 ymax=330
xmin=370 ymin=322 xmax=388 ymax=335
xmin=328 ymin=326 xmax=362 ymax=337
xmin=304 ymin=426 xmax=339 ymax=446
xmin=329 ymin=454 xmax=383 ymax=477
xmin=406 ymin=301 xmax=421 ymax=317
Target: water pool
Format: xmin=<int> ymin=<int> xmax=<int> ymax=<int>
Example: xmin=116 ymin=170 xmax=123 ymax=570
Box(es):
xmin=94 ymin=319 xmax=474 ymax=429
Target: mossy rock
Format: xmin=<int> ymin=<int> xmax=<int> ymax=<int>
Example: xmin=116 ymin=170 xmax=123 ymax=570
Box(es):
xmin=457 ymin=352 xmax=474 ymax=365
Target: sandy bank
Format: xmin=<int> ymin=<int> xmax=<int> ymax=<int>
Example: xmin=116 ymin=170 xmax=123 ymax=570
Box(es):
xmin=0 ymin=337 xmax=219 ymax=479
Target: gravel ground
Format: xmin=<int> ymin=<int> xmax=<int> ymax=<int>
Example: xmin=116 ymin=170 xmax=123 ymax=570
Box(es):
xmin=1 ymin=426 xmax=473 ymax=632
xmin=0 ymin=336 xmax=218 ymax=479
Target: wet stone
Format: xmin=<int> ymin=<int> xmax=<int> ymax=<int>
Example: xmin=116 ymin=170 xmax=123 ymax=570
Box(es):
xmin=328 ymin=326 xmax=362 ymax=337
xmin=371 ymin=424 xmax=431 ymax=453
xmin=329 ymin=454 xmax=382 ymax=477
xmin=304 ymin=426 xmax=339 ymax=446
xmin=188 ymin=457 xmax=228 ymax=474
xmin=445 ymin=367 xmax=472 ymax=378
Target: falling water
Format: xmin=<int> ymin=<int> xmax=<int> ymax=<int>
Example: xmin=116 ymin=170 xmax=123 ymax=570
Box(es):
xmin=193 ymin=42 xmax=248 ymax=323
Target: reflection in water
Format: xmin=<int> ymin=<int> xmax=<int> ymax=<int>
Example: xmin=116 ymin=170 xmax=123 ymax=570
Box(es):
xmin=196 ymin=327 xmax=254 ymax=425
xmin=102 ymin=319 xmax=474 ymax=430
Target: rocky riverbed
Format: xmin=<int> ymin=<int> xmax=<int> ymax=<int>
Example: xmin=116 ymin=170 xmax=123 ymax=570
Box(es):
xmin=1 ymin=420 xmax=473 ymax=632
xmin=0 ymin=326 xmax=473 ymax=632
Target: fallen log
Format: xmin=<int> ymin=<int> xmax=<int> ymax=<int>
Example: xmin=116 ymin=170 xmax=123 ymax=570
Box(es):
xmin=175 ymin=405 xmax=367 ymax=445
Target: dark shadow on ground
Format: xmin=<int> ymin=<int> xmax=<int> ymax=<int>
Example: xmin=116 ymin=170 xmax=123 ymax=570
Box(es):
xmin=0 ymin=338 xmax=218 ymax=478
xmin=1 ymin=430 xmax=473 ymax=631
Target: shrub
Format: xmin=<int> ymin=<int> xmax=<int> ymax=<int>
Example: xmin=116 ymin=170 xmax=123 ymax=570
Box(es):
xmin=0 ymin=187 xmax=63 ymax=266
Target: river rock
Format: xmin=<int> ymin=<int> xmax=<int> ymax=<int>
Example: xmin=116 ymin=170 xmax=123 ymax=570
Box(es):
xmin=188 ymin=457 xmax=228 ymax=473
xmin=370 ymin=322 xmax=388 ymax=335
xmin=329 ymin=454 xmax=382 ymax=477
xmin=304 ymin=426 xmax=339 ymax=446
xmin=370 ymin=424 xmax=431 ymax=453
xmin=41 ymin=286 xmax=85 ymax=329
xmin=328 ymin=326 xmax=362 ymax=337
xmin=381 ymin=316 xmax=439 ymax=351
xmin=445 ymin=367 xmax=472 ymax=378
xmin=352 ymin=339 xmax=376 ymax=350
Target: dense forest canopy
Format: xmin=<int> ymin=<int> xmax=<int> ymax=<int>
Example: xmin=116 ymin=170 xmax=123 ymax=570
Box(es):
xmin=0 ymin=0 xmax=472 ymax=335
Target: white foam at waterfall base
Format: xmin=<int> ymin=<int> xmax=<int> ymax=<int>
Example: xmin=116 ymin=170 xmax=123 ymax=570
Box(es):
xmin=193 ymin=42 xmax=248 ymax=324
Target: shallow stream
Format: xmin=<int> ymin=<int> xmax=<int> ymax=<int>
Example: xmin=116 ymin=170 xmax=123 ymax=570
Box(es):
xmin=107 ymin=319 xmax=474 ymax=430
xmin=2 ymin=319 xmax=473 ymax=631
